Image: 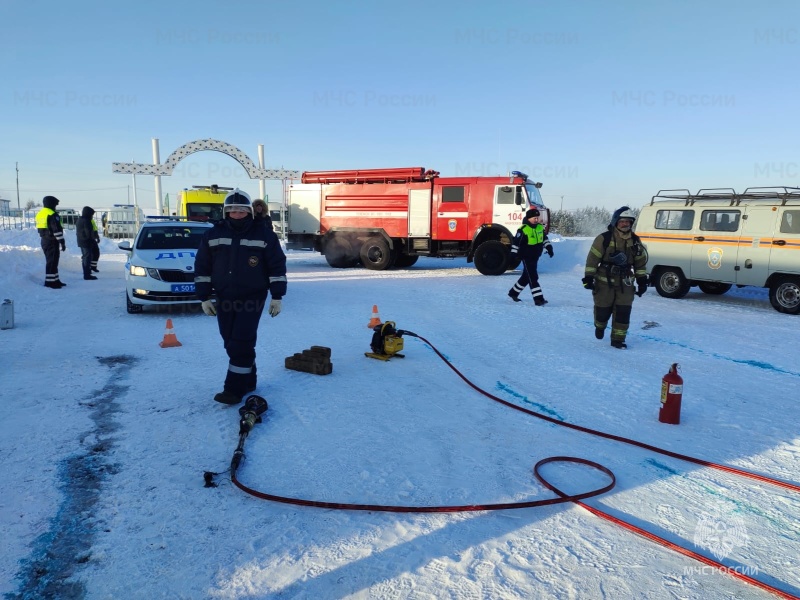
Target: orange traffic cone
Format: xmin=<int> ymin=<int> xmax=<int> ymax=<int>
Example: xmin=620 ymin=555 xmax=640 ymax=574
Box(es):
xmin=159 ymin=318 xmax=183 ymax=348
xmin=367 ymin=305 xmax=382 ymax=328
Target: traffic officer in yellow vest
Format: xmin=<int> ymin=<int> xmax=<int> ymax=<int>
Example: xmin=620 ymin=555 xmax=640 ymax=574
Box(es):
xmin=35 ymin=195 xmax=68 ymax=288
xmin=582 ymin=207 xmax=648 ymax=349
xmin=508 ymin=208 xmax=554 ymax=305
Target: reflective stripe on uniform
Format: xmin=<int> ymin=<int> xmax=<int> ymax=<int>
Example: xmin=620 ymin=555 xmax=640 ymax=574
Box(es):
xmin=227 ymin=363 xmax=253 ymax=374
xmin=195 ymin=275 xmax=211 ymax=283
xmin=269 ymin=275 xmax=287 ymax=284
xmin=208 ymin=238 xmax=232 ymax=247
xmin=240 ymin=239 xmax=267 ymax=248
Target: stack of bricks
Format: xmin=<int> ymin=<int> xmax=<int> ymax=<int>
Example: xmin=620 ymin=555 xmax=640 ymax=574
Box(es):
xmin=285 ymin=346 xmax=333 ymax=375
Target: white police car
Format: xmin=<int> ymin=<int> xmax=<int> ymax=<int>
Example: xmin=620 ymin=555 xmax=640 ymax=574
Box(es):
xmin=118 ymin=219 xmax=213 ymax=313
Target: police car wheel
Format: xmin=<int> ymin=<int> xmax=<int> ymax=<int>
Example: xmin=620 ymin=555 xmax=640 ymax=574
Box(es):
xmin=126 ymin=291 xmax=143 ymax=314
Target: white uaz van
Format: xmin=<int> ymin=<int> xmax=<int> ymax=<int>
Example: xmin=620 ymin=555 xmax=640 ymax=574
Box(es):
xmin=635 ymin=187 xmax=800 ymax=314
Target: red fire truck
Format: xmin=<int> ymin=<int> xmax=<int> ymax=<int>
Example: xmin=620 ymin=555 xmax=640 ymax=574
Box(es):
xmin=286 ymin=167 xmax=549 ymax=275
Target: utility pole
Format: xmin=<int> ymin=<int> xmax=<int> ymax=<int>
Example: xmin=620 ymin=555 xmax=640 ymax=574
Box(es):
xmin=560 ymin=195 xmax=564 ymax=212
xmin=16 ymin=162 xmax=21 ymax=213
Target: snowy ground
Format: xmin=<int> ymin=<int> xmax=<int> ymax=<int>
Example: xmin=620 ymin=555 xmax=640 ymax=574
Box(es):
xmin=1 ymin=227 xmax=798 ymax=600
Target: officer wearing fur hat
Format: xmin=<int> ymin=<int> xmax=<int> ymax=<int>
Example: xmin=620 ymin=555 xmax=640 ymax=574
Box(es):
xmin=194 ymin=189 xmax=287 ymax=405
xmin=75 ymin=206 xmax=99 ymax=280
xmin=508 ymin=208 xmax=554 ymax=305
xmin=582 ymin=206 xmax=649 ymax=349
xmin=251 ymin=198 xmax=274 ymax=231
xmin=35 ymin=195 xmax=67 ymax=288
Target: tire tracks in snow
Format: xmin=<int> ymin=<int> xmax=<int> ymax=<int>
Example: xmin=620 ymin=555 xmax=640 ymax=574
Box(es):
xmin=7 ymin=355 xmax=137 ymax=600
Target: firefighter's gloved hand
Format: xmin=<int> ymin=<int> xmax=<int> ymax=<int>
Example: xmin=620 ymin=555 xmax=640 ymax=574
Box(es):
xmin=582 ymin=276 xmax=594 ymax=290
xmin=60 ymin=240 xmax=66 ymax=252
xmin=201 ymin=300 xmax=217 ymax=316
xmin=545 ymin=243 xmax=554 ymax=258
xmin=636 ymin=276 xmax=648 ymax=297
xmin=268 ymin=299 xmax=282 ymax=317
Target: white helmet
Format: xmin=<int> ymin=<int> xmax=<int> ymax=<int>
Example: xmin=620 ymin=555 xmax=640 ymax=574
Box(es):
xmin=223 ymin=188 xmax=252 ymax=215
xmin=611 ymin=206 xmax=636 ymax=227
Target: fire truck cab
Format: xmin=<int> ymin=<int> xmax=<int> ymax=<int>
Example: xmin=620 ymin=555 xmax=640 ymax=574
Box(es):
xmin=287 ymin=167 xmax=548 ymax=275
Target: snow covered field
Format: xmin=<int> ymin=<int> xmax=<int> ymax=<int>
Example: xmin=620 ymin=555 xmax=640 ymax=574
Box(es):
xmin=1 ymin=228 xmax=798 ymax=599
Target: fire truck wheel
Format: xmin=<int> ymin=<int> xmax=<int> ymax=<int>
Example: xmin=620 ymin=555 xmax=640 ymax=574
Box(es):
xmin=360 ymin=237 xmax=395 ymax=270
xmin=769 ymin=277 xmax=800 ymax=314
xmin=324 ymin=236 xmax=358 ymax=268
xmin=506 ymin=256 xmax=522 ymax=271
xmin=474 ymin=240 xmax=508 ymax=276
xmin=653 ymin=267 xmax=690 ymax=299
xmin=393 ymin=254 xmax=419 ymax=268
xmin=697 ymin=281 xmax=732 ymax=295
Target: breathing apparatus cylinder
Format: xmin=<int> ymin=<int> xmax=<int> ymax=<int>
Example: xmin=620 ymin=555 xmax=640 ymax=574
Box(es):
xmin=659 ymin=364 xmax=683 ymax=425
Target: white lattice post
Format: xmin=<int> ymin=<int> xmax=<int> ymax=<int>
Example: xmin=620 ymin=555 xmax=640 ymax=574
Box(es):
xmin=152 ymin=138 xmax=163 ymax=215
xmin=258 ymin=144 xmax=266 ymax=200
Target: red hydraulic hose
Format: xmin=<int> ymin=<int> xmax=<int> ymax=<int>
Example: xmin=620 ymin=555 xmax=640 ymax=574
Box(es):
xmin=229 ymin=333 xmax=800 ymax=599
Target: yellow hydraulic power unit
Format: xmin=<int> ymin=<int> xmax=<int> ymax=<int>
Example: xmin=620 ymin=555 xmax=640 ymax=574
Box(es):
xmin=365 ymin=321 xmax=407 ymax=361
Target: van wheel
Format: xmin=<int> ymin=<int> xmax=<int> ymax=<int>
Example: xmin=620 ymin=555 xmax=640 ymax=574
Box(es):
xmin=697 ymin=282 xmax=732 ymax=295
xmin=126 ymin=292 xmax=143 ymax=314
xmin=769 ymin=277 xmax=800 ymax=314
xmin=393 ymin=254 xmax=419 ymax=268
xmin=360 ymin=236 xmax=395 ymax=270
xmin=474 ymin=240 xmax=508 ymax=275
xmin=653 ymin=268 xmax=690 ymax=299
xmin=324 ymin=236 xmax=358 ymax=268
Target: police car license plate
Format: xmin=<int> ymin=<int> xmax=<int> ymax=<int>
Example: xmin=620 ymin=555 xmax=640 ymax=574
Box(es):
xmin=171 ymin=284 xmax=195 ymax=293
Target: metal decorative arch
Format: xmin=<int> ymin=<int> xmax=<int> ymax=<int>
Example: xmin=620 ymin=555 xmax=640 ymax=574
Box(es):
xmin=112 ymin=138 xmax=300 ymax=180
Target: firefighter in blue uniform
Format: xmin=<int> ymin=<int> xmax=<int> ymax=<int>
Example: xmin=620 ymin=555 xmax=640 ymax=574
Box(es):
xmin=35 ymin=195 xmax=67 ymax=288
xmin=507 ymin=208 xmax=553 ymax=305
xmin=194 ymin=189 xmax=287 ymax=405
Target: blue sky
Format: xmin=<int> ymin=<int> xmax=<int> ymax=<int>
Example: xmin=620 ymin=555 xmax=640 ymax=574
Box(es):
xmin=2 ymin=0 xmax=799 ymax=213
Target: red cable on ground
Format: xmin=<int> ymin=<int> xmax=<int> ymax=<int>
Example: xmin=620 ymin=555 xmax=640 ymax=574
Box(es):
xmin=229 ymin=333 xmax=800 ymax=599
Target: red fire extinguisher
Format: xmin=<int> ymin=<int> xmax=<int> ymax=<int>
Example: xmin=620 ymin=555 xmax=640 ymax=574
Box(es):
xmin=659 ymin=363 xmax=683 ymax=424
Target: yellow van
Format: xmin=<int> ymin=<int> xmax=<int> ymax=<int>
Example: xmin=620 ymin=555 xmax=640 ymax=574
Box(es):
xmin=635 ymin=187 xmax=800 ymax=314
xmin=176 ymin=185 xmax=231 ymax=222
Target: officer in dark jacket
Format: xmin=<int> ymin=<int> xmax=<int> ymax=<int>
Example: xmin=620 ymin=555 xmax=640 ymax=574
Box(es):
xmin=508 ymin=208 xmax=553 ymax=305
xmin=75 ymin=206 xmax=98 ymax=280
xmin=35 ymin=195 xmax=67 ymax=288
xmin=194 ymin=189 xmax=287 ymax=405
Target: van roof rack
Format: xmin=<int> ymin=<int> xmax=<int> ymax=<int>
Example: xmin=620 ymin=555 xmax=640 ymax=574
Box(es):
xmin=651 ymin=186 xmax=800 ymax=205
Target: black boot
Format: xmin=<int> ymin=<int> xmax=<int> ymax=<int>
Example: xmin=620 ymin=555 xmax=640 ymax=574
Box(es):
xmin=84 ymin=275 xmax=98 ymax=280
xmin=534 ymin=297 xmax=548 ymax=306
xmin=214 ymin=389 xmax=243 ymax=405
xmin=508 ymin=290 xmax=521 ymax=302
xmin=610 ymin=340 xmax=627 ymax=349
xmin=595 ymin=327 xmax=605 ymax=340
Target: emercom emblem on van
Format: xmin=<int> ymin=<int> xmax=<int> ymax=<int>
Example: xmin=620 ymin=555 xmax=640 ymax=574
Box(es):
xmin=707 ymin=247 xmax=723 ymax=269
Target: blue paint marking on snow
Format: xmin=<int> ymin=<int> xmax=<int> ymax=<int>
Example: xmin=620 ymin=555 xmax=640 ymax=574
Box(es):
xmin=643 ymin=459 xmax=790 ymax=529
xmin=496 ymin=382 xmax=565 ymax=421
xmin=633 ymin=332 xmax=800 ymax=378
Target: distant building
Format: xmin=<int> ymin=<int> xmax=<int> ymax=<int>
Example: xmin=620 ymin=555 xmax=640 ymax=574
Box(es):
xmin=0 ymin=198 xmax=11 ymax=216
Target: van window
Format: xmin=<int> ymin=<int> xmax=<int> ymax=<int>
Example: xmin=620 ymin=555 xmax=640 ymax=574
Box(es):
xmin=780 ymin=210 xmax=800 ymax=234
xmin=701 ymin=210 xmax=740 ymax=232
xmin=442 ymin=186 xmax=465 ymax=203
xmin=655 ymin=209 xmax=693 ymax=230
